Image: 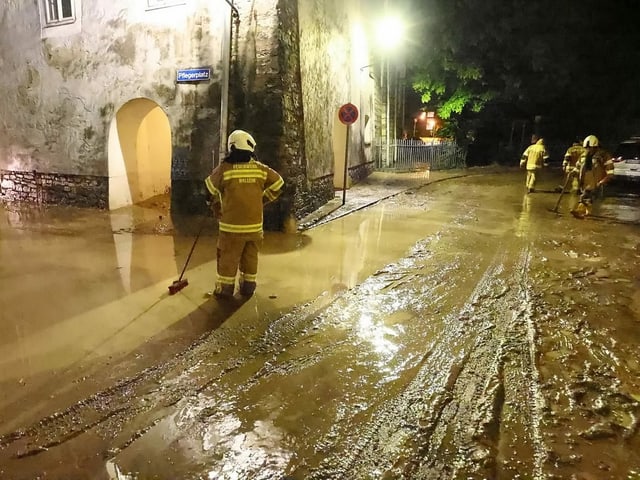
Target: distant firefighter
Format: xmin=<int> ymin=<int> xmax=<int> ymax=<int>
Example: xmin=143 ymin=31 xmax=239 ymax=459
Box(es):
xmin=520 ymin=136 xmax=549 ymax=193
xmin=562 ymin=139 xmax=585 ymax=193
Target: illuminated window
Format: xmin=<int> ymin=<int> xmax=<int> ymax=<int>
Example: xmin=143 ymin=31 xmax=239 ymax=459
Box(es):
xmin=43 ymin=0 xmax=75 ymax=26
xmin=146 ymin=0 xmax=187 ymax=10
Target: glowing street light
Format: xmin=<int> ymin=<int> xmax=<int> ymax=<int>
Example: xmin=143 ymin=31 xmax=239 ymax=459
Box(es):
xmin=375 ymin=16 xmax=404 ymax=51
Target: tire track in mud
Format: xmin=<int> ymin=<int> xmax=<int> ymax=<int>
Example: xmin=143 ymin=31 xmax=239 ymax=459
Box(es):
xmin=523 ymin=225 xmax=640 ymax=478
xmin=302 ymin=242 xmax=547 ymax=480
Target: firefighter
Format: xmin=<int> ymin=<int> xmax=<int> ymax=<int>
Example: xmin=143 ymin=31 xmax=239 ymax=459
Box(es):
xmin=570 ymin=134 xmax=614 ymax=218
xmin=561 ymin=138 xmax=585 ymax=192
xmin=204 ymin=130 xmax=284 ymax=297
xmin=520 ymin=135 xmax=549 ymax=193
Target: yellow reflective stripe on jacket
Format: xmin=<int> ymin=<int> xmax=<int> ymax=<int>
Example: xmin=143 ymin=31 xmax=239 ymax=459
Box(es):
xmin=204 ymin=176 xmax=223 ymax=206
xmin=219 ymin=221 xmax=264 ymax=233
xmin=604 ymin=158 xmax=614 ymax=175
xmin=263 ymin=176 xmax=284 ymax=201
xmin=222 ymin=169 xmax=268 ymax=181
xmin=268 ymin=176 xmax=284 ymax=192
xmin=204 ymin=176 xmax=219 ymax=196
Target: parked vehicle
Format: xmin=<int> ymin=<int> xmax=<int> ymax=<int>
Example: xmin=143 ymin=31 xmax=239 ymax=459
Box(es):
xmin=612 ymin=137 xmax=640 ymax=182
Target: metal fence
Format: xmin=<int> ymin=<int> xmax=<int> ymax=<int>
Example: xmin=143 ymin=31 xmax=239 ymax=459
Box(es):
xmin=373 ymin=138 xmax=467 ymax=172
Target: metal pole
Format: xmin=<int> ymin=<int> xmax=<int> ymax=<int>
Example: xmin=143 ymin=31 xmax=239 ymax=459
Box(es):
xmin=216 ymin=0 xmax=241 ymax=167
xmin=342 ymin=125 xmax=350 ymax=205
xmin=384 ymin=0 xmax=390 ymax=167
xmin=393 ymin=66 xmax=398 ymax=143
xmin=217 ymin=1 xmax=233 ymax=167
xmin=385 ymin=57 xmax=390 ymax=166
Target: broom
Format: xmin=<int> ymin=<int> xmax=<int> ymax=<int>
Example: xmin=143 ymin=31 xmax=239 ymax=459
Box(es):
xmin=168 ymin=214 xmax=208 ymax=295
xmin=550 ymin=171 xmax=573 ymax=214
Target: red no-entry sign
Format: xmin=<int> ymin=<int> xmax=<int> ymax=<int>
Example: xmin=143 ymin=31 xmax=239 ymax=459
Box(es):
xmin=338 ymin=103 xmax=359 ymax=125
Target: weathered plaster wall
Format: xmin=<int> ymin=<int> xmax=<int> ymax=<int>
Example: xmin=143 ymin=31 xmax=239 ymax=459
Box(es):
xmin=298 ymin=0 xmax=374 ymax=182
xmin=0 ymin=0 xmax=226 ymax=209
xmin=229 ymin=0 xmax=375 ymax=224
xmin=0 ymin=0 xmax=377 ymax=222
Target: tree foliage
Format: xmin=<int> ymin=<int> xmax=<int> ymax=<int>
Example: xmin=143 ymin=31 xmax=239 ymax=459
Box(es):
xmin=406 ymin=0 xmax=640 ymax=158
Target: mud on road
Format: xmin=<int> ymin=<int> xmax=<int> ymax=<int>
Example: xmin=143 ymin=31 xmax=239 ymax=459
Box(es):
xmin=1 ymin=172 xmax=639 ymax=479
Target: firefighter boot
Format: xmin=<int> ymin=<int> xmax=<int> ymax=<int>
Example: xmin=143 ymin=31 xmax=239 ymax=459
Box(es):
xmin=570 ymin=202 xmax=588 ymax=219
xmin=239 ymin=281 xmax=256 ymax=297
xmin=213 ymin=284 xmax=234 ymax=298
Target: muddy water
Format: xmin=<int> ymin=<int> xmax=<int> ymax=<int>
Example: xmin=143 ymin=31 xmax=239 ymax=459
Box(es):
xmin=0 ymin=171 xmax=639 ymax=479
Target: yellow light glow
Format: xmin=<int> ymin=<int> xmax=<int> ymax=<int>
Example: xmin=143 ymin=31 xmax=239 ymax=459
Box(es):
xmin=351 ymin=22 xmax=369 ymax=73
xmin=376 ymin=16 xmax=404 ymax=51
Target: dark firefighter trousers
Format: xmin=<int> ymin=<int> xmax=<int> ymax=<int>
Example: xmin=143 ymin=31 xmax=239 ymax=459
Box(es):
xmin=216 ymin=231 xmax=262 ymax=293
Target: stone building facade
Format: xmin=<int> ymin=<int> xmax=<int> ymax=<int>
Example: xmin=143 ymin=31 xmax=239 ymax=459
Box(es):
xmin=0 ymin=0 xmax=380 ymax=229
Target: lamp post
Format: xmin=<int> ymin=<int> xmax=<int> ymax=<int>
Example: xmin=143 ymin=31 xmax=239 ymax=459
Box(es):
xmin=375 ymin=14 xmax=404 ymax=167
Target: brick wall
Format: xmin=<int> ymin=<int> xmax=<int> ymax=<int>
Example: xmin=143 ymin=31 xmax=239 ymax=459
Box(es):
xmin=0 ymin=170 xmax=107 ymax=208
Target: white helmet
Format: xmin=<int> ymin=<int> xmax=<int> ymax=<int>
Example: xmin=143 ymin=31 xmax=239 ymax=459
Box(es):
xmin=227 ymin=130 xmax=256 ymax=152
xmin=583 ymin=134 xmax=599 ymax=148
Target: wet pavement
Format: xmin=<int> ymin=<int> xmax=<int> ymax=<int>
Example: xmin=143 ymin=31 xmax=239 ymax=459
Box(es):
xmin=1 ymin=167 xmax=639 ymax=479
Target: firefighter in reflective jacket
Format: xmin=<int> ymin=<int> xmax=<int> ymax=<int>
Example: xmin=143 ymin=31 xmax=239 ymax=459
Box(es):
xmin=204 ymin=130 xmax=284 ymax=297
xmin=520 ymin=136 xmax=549 ymax=193
xmin=562 ymin=139 xmax=585 ymax=192
xmin=570 ymin=134 xmax=614 ymax=218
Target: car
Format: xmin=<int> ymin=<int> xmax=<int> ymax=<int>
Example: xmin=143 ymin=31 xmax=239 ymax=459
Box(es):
xmin=612 ymin=137 xmax=640 ymax=182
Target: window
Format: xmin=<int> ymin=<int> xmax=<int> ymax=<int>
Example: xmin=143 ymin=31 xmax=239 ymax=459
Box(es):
xmin=43 ymin=0 xmax=75 ymax=26
xmin=146 ymin=0 xmax=186 ymax=10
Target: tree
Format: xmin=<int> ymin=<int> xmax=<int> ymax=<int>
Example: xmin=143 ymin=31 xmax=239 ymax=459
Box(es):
xmin=407 ymin=0 xmax=640 ymax=162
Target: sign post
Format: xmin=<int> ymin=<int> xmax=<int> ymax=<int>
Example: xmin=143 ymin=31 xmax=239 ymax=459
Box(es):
xmin=337 ymin=103 xmax=359 ymax=206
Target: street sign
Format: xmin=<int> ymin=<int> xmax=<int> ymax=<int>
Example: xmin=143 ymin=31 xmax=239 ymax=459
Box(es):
xmin=338 ymin=103 xmax=359 ymax=125
xmin=176 ymin=68 xmax=211 ymax=83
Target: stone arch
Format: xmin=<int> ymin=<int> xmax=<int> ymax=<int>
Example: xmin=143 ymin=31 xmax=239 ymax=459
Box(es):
xmin=108 ymin=98 xmax=172 ymax=210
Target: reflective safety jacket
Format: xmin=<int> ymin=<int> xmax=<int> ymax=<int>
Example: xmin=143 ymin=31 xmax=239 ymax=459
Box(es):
xmin=563 ymin=143 xmax=585 ymax=172
xmin=520 ymin=139 xmax=549 ymax=170
xmin=204 ymin=158 xmax=284 ymax=234
xmin=575 ymin=147 xmax=614 ymax=185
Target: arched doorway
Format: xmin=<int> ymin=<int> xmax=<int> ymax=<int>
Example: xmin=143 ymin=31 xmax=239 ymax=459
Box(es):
xmin=108 ymin=98 xmax=172 ymax=210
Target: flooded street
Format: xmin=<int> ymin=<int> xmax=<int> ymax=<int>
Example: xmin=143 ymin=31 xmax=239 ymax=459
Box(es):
xmin=1 ymin=169 xmax=639 ymax=479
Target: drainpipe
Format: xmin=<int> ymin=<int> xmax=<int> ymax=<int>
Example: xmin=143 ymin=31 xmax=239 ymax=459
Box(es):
xmin=217 ymin=0 xmax=240 ymax=167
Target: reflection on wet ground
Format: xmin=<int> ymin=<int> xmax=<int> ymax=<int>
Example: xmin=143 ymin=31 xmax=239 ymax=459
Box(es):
xmin=1 ymin=170 xmax=639 ymax=479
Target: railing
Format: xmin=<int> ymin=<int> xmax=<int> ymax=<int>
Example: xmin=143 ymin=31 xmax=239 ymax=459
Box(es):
xmin=373 ymin=138 xmax=467 ymax=172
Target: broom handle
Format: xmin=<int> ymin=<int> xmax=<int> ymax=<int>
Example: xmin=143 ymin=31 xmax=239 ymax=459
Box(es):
xmin=554 ymin=172 xmax=573 ymax=211
xmin=177 ymin=214 xmax=208 ymax=281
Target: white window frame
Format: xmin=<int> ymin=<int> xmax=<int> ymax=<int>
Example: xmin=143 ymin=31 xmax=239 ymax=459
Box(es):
xmin=42 ymin=0 xmax=76 ymax=27
xmin=146 ymin=0 xmax=187 ymax=11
